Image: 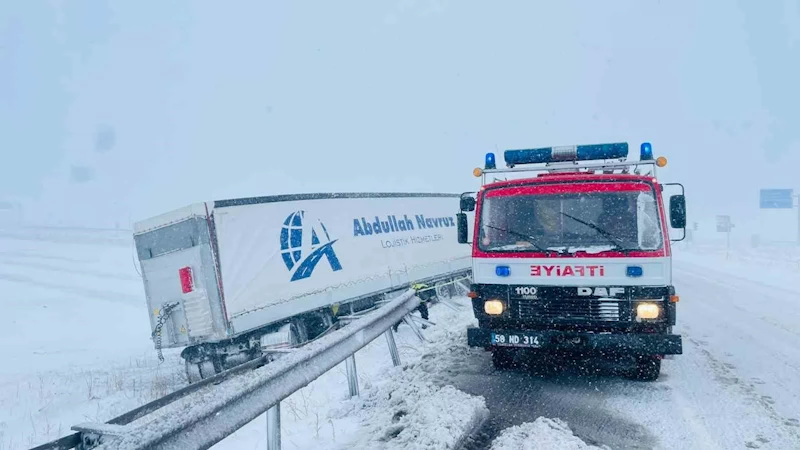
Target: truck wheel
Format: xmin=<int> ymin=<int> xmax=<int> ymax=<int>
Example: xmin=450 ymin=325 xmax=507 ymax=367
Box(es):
xmin=198 ymin=359 xmax=218 ymax=379
xmin=185 ymin=359 xmax=203 ymax=384
xmin=491 ymin=348 xmax=516 ymax=370
xmin=629 ymin=356 xmax=661 ymax=381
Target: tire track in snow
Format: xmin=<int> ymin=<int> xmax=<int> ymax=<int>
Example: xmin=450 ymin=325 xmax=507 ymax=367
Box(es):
xmin=686 ymin=336 xmax=800 ymax=447
xmin=0 ymin=272 xmax=141 ymax=303
xmin=0 ymin=257 xmax=139 ymax=282
xmin=672 ymin=267 xmax=800 ymax=448
xmin=450 ymin=359 xmax=658 ymax=450
xmin=0 ymin=250 xmax=90 ymax=264
xmin=670 ymin=388 xmax=722 ymax=450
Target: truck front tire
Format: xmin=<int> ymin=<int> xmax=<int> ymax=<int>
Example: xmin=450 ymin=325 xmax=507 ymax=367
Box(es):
xmin=629 ymin=356 xmax=661 ymax=381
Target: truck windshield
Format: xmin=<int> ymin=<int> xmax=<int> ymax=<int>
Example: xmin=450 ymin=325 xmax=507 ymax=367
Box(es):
xmin=478 ymin=186 xmax=664 ymax=253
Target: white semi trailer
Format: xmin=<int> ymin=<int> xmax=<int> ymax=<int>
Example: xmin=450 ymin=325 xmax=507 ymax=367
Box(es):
xmin=133 ymin=193 xmax=472 ymax=382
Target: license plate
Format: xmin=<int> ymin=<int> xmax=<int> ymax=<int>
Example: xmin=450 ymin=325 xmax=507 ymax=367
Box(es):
xmin=491 ymin=332 xmax=543 ymax=348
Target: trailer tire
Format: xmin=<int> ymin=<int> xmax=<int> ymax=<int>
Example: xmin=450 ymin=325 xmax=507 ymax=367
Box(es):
xmin=185 ymin=359 xmax=203 ymax=384
xmin=291 ymin=319 xmax=309 ymax=344
xmin=435 ymin=280 xmax=453 ymax=300
xmin=199 ymin=359 xmax=218 ymax=379
xmin=304 ymin=311 xmax=334 ymax=340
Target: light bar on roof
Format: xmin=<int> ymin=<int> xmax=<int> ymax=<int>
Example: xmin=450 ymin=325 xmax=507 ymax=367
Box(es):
xmin=503 ymin=142 xmax=629 ymax=167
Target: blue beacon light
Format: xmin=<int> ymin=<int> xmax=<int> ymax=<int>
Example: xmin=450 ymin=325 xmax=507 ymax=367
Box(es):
xmin=640 ymin=142 xmax=653 ymax=161
xmin=485 ymin=152 xmax=497 ymax=170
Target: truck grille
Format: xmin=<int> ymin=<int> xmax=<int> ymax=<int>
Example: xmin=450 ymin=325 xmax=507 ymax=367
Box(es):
xmin=517 ymin=299 xmax=622 ymax=322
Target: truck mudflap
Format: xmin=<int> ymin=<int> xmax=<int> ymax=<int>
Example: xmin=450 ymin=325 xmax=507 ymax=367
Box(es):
xmin=467 ymin=327 xmax=683 ymax=355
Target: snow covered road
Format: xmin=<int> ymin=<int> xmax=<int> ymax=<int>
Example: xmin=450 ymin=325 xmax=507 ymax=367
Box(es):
xmin=446 ymin=250 xmax=800 ymax=450
xmin=4 ymin=228 xmax=800 ymax=450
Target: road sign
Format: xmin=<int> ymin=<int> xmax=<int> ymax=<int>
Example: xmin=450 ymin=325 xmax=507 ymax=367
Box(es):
xmin=759 ymin=189 xmax=794 ymax=209
xmin=716 ymin=215 xmax=732 ymax=232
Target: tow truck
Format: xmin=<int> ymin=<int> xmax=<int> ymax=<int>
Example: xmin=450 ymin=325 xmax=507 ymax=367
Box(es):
xmin=456 ymin=142 xmax=685 ymax=381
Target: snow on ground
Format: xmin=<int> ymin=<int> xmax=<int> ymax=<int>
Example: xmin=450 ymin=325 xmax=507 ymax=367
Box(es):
xmin=0 ymin=227 xmax=501 ymax=450
xmin=0 ymin=228 xmax=186 ymax=449
xmin=213 ymin=291 xmax=490 ymax=450
xmin=489 ymin=418 xmax=607 ymax=450
xmin=672 ymin=240 xmax=800 ymax=290
xmin=413 ymin=239 xmax=800 ymax=450
xmin=587 ymin=243 xmax=800 ymax=449
xmin=17 ymin=227 xmax=792 ymax=449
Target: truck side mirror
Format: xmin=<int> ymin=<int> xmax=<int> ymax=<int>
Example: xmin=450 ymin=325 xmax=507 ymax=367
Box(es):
xmin=457 ymin=213 xmax=469 ymax=244
xmin=669 ymin=195 xmax=686 ymax=229
xmin=460 ymin=196 xmax=476 ymax=212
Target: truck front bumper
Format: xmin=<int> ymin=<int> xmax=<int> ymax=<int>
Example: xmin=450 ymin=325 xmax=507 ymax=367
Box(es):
xmin=467 ymin=327 xmax=683 ymax=355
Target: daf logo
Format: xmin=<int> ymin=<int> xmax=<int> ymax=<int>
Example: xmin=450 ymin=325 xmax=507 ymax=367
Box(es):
xmin=578 ymin=287 xmax=625 ymax=297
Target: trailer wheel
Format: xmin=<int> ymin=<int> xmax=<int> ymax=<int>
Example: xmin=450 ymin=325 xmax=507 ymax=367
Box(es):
xmin=435 ymin=280 xmax=453 ymax=300
xmin=629 ymin=356 xmax=661 ymax=381
xmin=304 ymin=311 xmax=334 ymax=339
xmin=198 ymin=359 xmax=217 ymax=379
xmin=291 ymin=319 xmax=309 ymax=344
xmin=185 ymin=359 xmax=203 ymax=384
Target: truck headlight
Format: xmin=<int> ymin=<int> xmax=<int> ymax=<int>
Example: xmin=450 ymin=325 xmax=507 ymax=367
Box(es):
xmin=484 ymin=299 xmax=505 ymax=315
xmin=636 ymin=302 xmax=660 ymax=320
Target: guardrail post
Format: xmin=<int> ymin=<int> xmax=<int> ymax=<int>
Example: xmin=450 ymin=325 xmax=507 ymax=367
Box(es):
xmin=403 ymin=314 xmax=428 ymax=343
xmin=266 ymin=403 xmax=280 ymax=450
xmin=385 ymin=329 xmax=401 ymax=367
xmin=345 ymin=355 xmax=359 ymax=397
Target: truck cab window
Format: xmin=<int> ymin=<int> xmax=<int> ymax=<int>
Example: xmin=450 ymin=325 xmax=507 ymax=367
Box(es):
xmin=479 ymin=185 xmax=663 ymax=253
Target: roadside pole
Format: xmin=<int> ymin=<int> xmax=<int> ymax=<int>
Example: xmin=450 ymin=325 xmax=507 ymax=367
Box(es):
xmin=716 ymin=215 xmax=733 ymax=260
xmin=796 ymin=194 xmax=800 ymax=245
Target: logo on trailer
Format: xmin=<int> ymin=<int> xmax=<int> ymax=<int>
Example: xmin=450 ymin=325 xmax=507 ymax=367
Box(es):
xmin=280 ymin=211 xmax=343 ymax=281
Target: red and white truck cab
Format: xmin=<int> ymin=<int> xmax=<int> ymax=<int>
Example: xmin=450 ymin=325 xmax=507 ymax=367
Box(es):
xmin=456 ymin=142 xmax=686 ymax=381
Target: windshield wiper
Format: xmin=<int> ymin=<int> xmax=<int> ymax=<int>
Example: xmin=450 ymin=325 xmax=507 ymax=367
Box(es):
xmin=557 ymin=212 xmax=629 ymax=254
xmin=484 ymin=225 xmax=566 ymax=255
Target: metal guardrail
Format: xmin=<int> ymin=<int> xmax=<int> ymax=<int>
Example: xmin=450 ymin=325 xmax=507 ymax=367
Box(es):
xmin=30 ymin=287 xmax=434 ymax=450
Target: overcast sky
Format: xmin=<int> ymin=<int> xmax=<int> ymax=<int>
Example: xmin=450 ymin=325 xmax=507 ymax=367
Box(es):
xmin=1 ymin=0 xmax=799 ymax=237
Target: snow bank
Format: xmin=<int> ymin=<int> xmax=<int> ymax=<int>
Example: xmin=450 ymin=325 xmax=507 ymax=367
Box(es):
xmin=324 ymin=296 xmax=488 ymax=449
xmin=329 ymin=368 xmax=487 ymax=450
xmin=490 ymin=418 xmax=607 ymax=450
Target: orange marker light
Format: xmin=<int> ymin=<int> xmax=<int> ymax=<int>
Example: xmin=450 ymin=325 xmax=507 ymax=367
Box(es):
xmin=656 ymin=156 xmax=668 ymax=167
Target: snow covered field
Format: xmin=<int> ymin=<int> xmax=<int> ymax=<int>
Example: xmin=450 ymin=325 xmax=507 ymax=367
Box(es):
xmin=3 ymin=228 xmax=800 ymax=449
xmin=0 ymin=228 xmax=184 ymax=449
xmin=0 ymin=227 xmax=494 ymax=450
